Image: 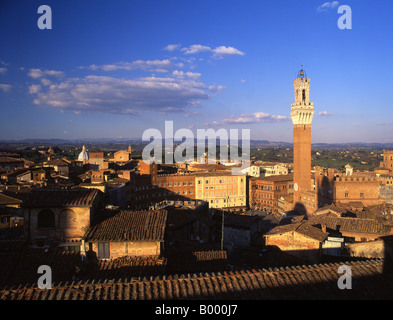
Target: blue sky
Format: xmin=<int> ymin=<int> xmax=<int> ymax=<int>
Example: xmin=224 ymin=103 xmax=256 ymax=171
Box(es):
xmin=0 ymin=0 xmax=393 ymax=143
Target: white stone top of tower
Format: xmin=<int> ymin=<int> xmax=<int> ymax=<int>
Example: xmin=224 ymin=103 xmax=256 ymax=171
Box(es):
xmin=290 ymin=67 xmax=314 ymax=125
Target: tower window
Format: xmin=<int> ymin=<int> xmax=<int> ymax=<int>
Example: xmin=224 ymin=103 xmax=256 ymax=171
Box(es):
xmin=302 ymin=89 xmax=306 ymax=102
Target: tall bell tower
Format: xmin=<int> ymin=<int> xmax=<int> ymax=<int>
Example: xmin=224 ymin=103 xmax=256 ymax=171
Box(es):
xmin=290 ymin=67 xmax=314 ymax=208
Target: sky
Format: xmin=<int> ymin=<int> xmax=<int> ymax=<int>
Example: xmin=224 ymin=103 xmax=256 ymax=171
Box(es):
xmin=0 ymin=0 xmax=393 ymax=143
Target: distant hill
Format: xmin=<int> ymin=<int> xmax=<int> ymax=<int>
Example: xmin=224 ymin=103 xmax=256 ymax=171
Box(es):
xmin=0 ymin=138 xmax=392 ymax=151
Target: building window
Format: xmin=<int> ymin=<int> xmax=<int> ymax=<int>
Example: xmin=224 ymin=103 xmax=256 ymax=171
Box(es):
xmin=360 ymin=193 xmax=364 ymax=198
xmin=98 ymin=242 xmax=110 ymax=259
xmin=345 ymin=192 xmax=349 ymax=198
xmin=37 ymin=209 xmax=55 ymax=228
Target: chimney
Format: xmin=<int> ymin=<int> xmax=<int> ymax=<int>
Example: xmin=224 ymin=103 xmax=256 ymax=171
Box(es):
xmin=321 ymin=224 xmax=327 ymax=233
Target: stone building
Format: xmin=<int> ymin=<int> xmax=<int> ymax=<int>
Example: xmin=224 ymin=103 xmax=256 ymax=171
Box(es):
xmin=195 ymin=172 xmax=247 ymax=210
xmin=22 ymin=188 xmax=103 ymax=249
xmin=43 ymin=159 xmax=69 ymax=177
xmin=82 ymin=209 xmax=167 ymax=259
xmin=264 ymin=222 xmax=328 ymax=264
xmin=113 ymin=145 xmax=132 ymax=163
xmin=0 ymin=157 xmax=25 ymax=170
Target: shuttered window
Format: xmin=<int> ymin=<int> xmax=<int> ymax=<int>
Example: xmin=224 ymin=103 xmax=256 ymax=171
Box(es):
xmin=98 ymin=242 xmax=110 ymax=259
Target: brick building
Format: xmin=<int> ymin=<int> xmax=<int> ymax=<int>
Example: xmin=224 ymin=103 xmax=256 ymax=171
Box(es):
xmin=82 ymin=209 xmax=167 ymax=259
xmin=315 ymin=166 xmax=382 ymax=208
xmin=249 ymin=174 xmax=293 ymax=214
xmin=134 ymin=162 xmax=196 ymax=209
xmin=380 ymin=150 xmax=393 ymax=173
xmin=89 ymin=152 xmax=108 ymax=171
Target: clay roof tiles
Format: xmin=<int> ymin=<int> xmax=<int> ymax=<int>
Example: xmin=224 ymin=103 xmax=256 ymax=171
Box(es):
xmin=309 ymin=216 xmax=392 ymax=236
xmin=22 ymin=188 xmax=100 ymax=208
xmin=84 ymin=209 xmax=167 ymax=242
xmin=1 ymin=259 xmax=391 ymax=300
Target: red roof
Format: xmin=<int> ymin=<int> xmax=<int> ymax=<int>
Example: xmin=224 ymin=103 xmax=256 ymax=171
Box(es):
xmin=84 ymin=209 xmax=167 ymax=242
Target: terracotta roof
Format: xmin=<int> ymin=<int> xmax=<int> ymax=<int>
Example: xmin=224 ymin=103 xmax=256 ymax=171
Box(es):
xmin=309 ymin=216 xmax=392 ymax=236
xmin=0 ymin=157 xmax=24 ymax=163
xmin=1 ymin=259 xmax=391 ymax=300
xmin=84 ymin=210 xmax=167 ymax=242
xmin=82 ymin=256 xmax=167 ymax=281
xmin=0 ymin=193 xmax=23 ymax=205
xmin=0 ymin=242 xmax=81 ymax=287
xmin=266 ymin=222 xmax=328 ymax=242
xmin=22 ymin=188 xmax=100 ymax=208
xmin=44 ymin=159 xmax=69 ymax=167
xmin=250 ymin=173 xmax=293 ymax=182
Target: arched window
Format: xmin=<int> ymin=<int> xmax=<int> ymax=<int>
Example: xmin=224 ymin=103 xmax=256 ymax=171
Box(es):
xmin=38 ymin=209 xmax=55 ymax=228
xmin=59 ymin=209 xmax=76 ymax=229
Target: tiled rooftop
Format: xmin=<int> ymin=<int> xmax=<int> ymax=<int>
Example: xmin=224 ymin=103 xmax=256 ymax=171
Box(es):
xmin=266 ymin=222 xmax=328 ymax=242
xmin=22 ymin=188 xmax=100 ymax=208
xmin=309 ymin=216 xmax=392 ymax=236
xmin=83 ymin=210 xmax=167 ymax=242
xmin=1 ymin=259 xmax=391 ymax=300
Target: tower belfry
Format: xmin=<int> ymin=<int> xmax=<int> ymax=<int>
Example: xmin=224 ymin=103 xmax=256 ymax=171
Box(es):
xmin=290 ymin=66 xmax=314 ymax=210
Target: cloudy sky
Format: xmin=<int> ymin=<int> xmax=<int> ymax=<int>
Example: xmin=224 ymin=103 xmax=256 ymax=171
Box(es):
xmin=1 ymin=0 xmax=393 ymax=143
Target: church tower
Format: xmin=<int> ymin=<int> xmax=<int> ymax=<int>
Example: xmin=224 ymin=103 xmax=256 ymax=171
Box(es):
xmin=290 ymin=67 xmax=314 ymax=208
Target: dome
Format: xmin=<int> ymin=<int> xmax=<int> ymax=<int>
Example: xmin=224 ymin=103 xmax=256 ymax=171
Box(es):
xmin=78 ymin=145 xmax=89 ymax=162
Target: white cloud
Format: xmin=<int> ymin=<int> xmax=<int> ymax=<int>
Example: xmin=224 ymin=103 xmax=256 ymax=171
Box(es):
xmin=319 ymin=110 xmax=333 ymax=116
xmin=28 ymin=84 xmax=41 ymax=94
xmin=30 ymin=74 xmax=221 ymax=115
xmin=212 ymin=46 xmax=245 ymax=59
xmin=40 ymin=78 xmax=52 ymax=86
xmin=0 ymin=84 xmax=12 ymax=92
xmin=317 ymin=1 xmax=339 ymax=12
xmin=86 ymin=59 xmax=174 ymax=72
xmin=208 ymin=84 xmax=225 ymax=93
xmin=172 ymin=70 xmax=201 ymax=79
xmin=164 ymin=44 xmax=181 ymax=51
xmin=180 ymin=44 xmax=244 ymax=59
xmin=28 ymin=68 xmax=64 ymax=79
xmin=207 ymin=111 xmax=289 ymax=126
xmin=181 ymin=44 xmax=244 ymax=59
xmin=182 ymin=44 xmax=212 ymax=55
xmin=0 ymin=67 xmax=7 ymax=74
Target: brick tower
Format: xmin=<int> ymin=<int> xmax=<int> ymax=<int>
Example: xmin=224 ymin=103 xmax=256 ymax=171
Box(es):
xmin=290 ymin=67 xmax=314 ymax=210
